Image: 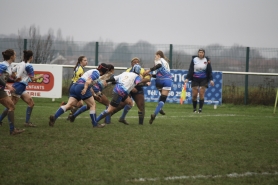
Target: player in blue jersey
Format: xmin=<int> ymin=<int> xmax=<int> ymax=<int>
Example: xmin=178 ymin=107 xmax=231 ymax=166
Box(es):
xmin=68 ymin=64 xmax=115 ymax=123
xmin=95 ymin=64 xmax=142 ymax=123
xmin=144 ymin=50 xmax=173 ymax=124
xmin=61 ymin=56 xmax=88 ymax=120
xmin=0 ymin=50 xmax=44 ymax=127
xmin=49 ymin=63 xmax=109 ymax=128
xmin=0 ymin=49 xmax=25 ymax=135
xmin=184 ymin=48 xmax=214 ymax=113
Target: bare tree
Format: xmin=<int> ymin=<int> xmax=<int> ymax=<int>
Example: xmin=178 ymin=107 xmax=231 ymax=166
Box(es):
xmin=172 ymin=51 xmax=184 ymax=69
xmin=17 ymin=25 xmax=54 ymax=64
xmin=165 ymin=50 xmax=189 ymax=69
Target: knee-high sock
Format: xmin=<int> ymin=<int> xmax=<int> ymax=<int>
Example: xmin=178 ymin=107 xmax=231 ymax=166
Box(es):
xmin=8 ymin=111 xmax=15 ymax=132
xmin=154 ymin=101 xmax=164 ymax=116
xmin=199 ymin=99 xmax=204 ymax=110
xmin=73 ymin=105 xmax=88 ymax=118
xmin=96 ymin=110 xmax=109 ymax=122
xmin=0 ymin=108 xmax=8 ymax=122
xmin=104 ymin=106 xmax=111 ymax=123
xmin=120 ymin=105 xmax=132 ymax=120
xmin=138 ymin=111 xmax=144 ymax=124
xmin=54 ymin=106 xmax=66 ymax=120
xmin=193 ymin=100 xmax=197 ymax=110
xmin=89 ymin=110 xmax=97 ymax=127
xmin=25 ymin=107 xmax=33 ymax=123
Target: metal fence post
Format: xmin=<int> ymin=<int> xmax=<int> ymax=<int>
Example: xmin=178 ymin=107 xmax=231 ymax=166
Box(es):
xmin=24 ymin=39 xmax=27 ymax=50
xmin=169 ymin=44 xmax=173 ymax=69
xmin=244 ymin=47 xmax=250 ymax=105
xmin=95 ymin=42 xmax=99 ymax=66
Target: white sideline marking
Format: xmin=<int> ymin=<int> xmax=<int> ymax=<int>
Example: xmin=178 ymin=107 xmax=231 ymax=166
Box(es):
xmin=130 ymin=171 xmax=278 ymax=182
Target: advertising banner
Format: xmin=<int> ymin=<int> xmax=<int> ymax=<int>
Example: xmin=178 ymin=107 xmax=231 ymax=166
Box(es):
xmin=144 ymin=69 xmax=222 ymax=105
xmin=5 ymin=64 xmax=63 ymax=98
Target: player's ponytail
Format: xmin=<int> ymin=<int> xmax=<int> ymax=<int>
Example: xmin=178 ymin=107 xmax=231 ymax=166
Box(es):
xmin=156 ymin=50 xmax=170 ymax=63
xmin=2 ymin=49 xmax=15 ymax=61
xmin=97 ymin=63 xmax=109 ymax=74
xmin=23 ymin=50 xmax=33 ymax=63
xmin=74 ymin=56 xmax=85 ymax=71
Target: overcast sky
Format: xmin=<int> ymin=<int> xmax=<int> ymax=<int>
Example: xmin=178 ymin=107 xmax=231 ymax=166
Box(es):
xmin=1 ymin=0 xmax=277 ymax=48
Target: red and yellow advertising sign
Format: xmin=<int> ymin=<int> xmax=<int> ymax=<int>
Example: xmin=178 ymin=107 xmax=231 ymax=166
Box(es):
xmin=26 ymin=71 xmax=54 ymax=91
xmin=5 ymin=64 xmax=63 ymax=98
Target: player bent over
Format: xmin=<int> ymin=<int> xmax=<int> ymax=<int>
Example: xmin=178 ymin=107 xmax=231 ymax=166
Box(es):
xmin=48 ymin=63 xmax=109 ymax=128
xmin=95 ymin=64 xmax=142 ymax=124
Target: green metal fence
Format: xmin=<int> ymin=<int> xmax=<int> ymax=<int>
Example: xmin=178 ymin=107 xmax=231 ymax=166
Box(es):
xmin=1 ymin=38 xmax=278 ymax=104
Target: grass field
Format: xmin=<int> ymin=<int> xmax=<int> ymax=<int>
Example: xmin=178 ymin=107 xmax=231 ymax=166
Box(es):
xmin=0 ymin=96 xmax=278 ymax=185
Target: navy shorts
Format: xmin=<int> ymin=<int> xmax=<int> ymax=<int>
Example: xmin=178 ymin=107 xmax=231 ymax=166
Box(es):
xmin=69 ymin=83 xmax=93 ymax=101
xmin=191 ymin=78 xmax=208 ymax=88
xmin=110 ymin=91 xmax=128 ymax=107
xmin=155 ymin=78 xmax=173 ymax=90
xmin=91 ymin=85 xmax=100 ymax=94
xmin=12 ymin=82 xmax=26 ymax=96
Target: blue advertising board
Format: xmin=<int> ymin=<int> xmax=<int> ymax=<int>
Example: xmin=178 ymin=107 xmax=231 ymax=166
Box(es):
xmin=143 ymin=70 xmax=222 ymax=105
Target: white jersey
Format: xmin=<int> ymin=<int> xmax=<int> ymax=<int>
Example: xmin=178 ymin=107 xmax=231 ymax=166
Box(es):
xmin=154 ymin=58 xmax=172 ymax=79
xmin=114 ymin=72 xmax=141 ymax=94
xmin=1 ymin=61 xmax=12 ymax=75
xmin=76 ymin=69 xmax=100 ymax=84
xmin=154 ymin=58 xmax=170 ymax=71
xmin=13 ymin=61 xmax=34 ymax=85
xmin=0 ymin=61 xmax=12 ymax=90
xmin=192 ymin=57 xmax=209 ymax=78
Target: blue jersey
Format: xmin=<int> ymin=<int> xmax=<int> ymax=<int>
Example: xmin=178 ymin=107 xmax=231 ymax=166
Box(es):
xmin=70 ymin=69 xmax=100 ymax=101
xmin=154 ymin=58 xmax=172 ymax=79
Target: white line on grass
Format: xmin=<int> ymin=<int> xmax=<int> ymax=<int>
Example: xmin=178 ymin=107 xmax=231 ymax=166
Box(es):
xmin=129 ymin=171 xmax=278 ymax=182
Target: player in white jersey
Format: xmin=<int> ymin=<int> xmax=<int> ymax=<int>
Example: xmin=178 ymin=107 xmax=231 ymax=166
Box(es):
xmin=144 ymin=50 xmax=173 ymax=124
xmin=116 ymin=57 xmax=151 ymax=125
xmin=0 ymin=50 xmax=44 ymax=127
xmin=0 ymin=49 xmax=25 ymax=135
xmin=184 ymin=49 xmax=214 ymax=113
xmin=49 ymin=63 xmax=109 ymax=128
xmin=150 ymin=56 xmax=170 ymax=116
xmin=95 ymin=64 xmax=142 ymax=123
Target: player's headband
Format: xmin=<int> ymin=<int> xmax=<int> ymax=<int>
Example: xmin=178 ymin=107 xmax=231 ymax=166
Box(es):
xmin=97 ymin=63 xmax=108 ymax=74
